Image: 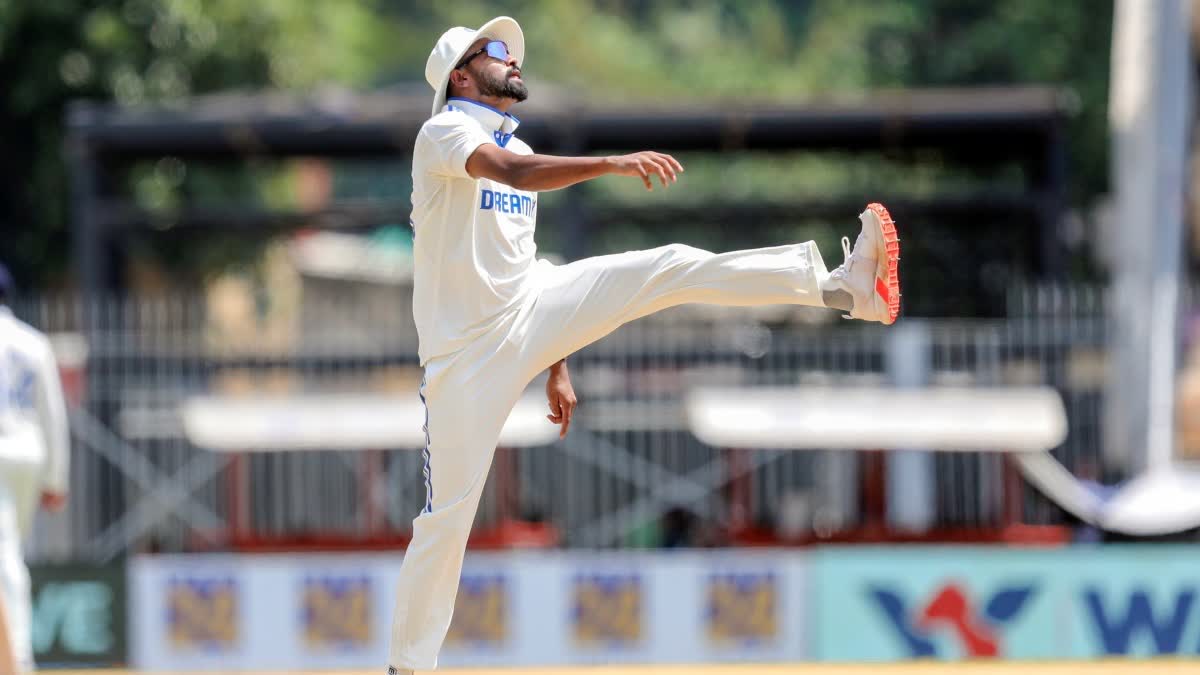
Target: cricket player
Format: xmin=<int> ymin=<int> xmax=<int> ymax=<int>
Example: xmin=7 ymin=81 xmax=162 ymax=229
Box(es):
xmin=388 ymin=17 xmax=899 ymax=673
xmin=0 ymin=264 xmax=70 ymax=673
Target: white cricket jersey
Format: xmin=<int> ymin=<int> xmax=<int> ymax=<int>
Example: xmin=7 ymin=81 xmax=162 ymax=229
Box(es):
xmin=410 ymin=97 xmax=540 ymax=365
xmin=0 ymin=307 xmax=70 ymax=498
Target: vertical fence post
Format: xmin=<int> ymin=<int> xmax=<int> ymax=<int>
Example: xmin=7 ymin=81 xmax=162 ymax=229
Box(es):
xmin=885 ymin=320 xmax=935 ymax=533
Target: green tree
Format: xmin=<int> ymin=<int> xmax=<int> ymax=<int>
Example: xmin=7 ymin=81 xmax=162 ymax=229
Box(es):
xmin=0 ymin=0 xmax=398 ymax=287
xmin=1 ymin=0 xmax=1114 ymax=288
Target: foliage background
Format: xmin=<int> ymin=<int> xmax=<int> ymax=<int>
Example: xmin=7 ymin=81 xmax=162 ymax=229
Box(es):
xmin=0 ymin=0 xmax=1113 ymax=288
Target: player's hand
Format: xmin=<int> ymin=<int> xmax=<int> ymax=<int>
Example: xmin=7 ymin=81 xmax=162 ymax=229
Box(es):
xmin=545 ymin=361 xmax=577 ymax=439
xmin=607 ymin=151 xmax=684 ymax=191
xmin=40 ymin=490 xmax=67 ymax=512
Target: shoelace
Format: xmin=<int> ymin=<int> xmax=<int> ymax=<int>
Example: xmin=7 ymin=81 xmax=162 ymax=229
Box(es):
xmin=830 ymin=235 xmax=862 ymax=319
xmin=829 ymin=235 xmax=856 ymax=281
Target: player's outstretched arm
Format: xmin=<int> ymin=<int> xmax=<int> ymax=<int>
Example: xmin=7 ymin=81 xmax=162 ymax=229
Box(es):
xmin=466 ymin=144 xmax=683 ymax=192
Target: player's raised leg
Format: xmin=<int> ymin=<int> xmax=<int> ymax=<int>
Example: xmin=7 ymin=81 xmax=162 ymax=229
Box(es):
xmin=515 ymin=241 xmax=826 ymax=369
xmin=516 ymin=204 xmax=900 ymax=375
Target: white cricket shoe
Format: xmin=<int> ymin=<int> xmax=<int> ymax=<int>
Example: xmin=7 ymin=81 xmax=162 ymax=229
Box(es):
xmin=824 ymin=202 xmax=900 ymax=324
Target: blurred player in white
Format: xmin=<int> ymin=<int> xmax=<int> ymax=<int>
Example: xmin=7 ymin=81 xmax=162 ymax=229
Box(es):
xmin=388 ymin=17 xmax=900 ymax=673
xmin=0 ymin=264 xmax=70 ymax=673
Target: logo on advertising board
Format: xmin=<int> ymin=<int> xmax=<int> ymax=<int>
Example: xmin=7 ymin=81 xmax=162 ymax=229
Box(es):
xmin=445 ymin=575 xmax=508 ymax=647
xmin=31 ymin=564 xmax=127 ymax=667
xmin=166 ymin=576 xmax=239 ymax=651
xmin=1083 ymin=585 xmax=1200 ymax=655
xmin=870 ymin=581 xmax=1036 ymax=657
xmin=571 ymin=573 xmax=642 ymax=647
xmin=300 ymin=575 xmax=372 ymax=650
xmin=706 ymin=572 xmax=777 ymax=646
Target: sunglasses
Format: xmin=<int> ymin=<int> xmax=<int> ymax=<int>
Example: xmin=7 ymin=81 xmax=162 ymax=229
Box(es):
xmin=456 ymin=40 xmax=513 ymax=69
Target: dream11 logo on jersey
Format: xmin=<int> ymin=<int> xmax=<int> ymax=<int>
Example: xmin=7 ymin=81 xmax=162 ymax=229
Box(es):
xmin=869 ymin=582 xmax=1036 ymax=657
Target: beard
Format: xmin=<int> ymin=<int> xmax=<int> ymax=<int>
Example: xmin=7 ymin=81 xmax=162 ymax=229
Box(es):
xmin=476 ymin=66 xmax=529 ymax=102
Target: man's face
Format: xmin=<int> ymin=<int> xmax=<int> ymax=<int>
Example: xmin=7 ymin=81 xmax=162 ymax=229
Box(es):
xmin=462 ymin=38 xmax=528 ymax=102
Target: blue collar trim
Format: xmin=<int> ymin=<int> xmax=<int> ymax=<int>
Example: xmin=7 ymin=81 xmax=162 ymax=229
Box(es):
xmin=446 ymin=96 xmax=521 ymax=126
xmin=446 ymin=96 xmax=520 ymax=127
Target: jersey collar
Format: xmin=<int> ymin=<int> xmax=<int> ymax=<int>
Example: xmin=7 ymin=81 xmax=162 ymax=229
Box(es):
xmin=444 ymin=97 xmax=521 ymax=136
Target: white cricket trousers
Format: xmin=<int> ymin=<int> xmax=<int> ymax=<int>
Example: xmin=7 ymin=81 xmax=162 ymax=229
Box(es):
xmin=0 ymin=424 xmax=43 ymax=674
xmin=0 ymin=480 xmax=32 ymax=673
xmin=388 ymin=242 xmax=829 ymax=670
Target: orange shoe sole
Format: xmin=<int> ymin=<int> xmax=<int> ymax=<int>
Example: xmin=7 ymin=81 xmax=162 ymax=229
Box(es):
xmin=866 ymin=202 xmax=900 ymax=324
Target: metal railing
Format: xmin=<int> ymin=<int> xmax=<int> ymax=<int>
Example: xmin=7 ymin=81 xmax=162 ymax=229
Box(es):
xmin=12 ymin=283 xmax=1188 ymax=560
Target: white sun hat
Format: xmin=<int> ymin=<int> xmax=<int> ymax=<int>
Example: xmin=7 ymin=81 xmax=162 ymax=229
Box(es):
xmin=424 ymin=16 xmax=525 ymax=117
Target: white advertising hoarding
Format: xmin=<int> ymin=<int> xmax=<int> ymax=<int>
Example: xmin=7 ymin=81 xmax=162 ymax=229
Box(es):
xmin=131 ymin=550 xmax=809 ymax=670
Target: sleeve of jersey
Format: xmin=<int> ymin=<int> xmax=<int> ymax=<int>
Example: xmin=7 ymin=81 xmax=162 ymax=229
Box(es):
xmin=35 ymin=339 xmax=70 ymax=495
xmin=420 ymin=114 xmax=494 ymax=179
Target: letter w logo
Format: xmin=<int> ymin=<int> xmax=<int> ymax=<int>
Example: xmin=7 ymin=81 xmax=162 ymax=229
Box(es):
xmin=1084 ymin=587 xmax=1194 ymax=655
xmin=870 ymin=582 xmax=1035 ymax=657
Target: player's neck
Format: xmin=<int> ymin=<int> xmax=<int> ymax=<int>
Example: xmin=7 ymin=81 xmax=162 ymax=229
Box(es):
xmin=450 ymin=93 xmax=514 ymax=115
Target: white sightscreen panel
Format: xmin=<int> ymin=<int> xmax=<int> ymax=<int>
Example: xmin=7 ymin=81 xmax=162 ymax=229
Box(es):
xmin=181 ymin=394 xmax=559 ymax=451
xmin=686 ymin=386 xmax=1067 ymax=452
